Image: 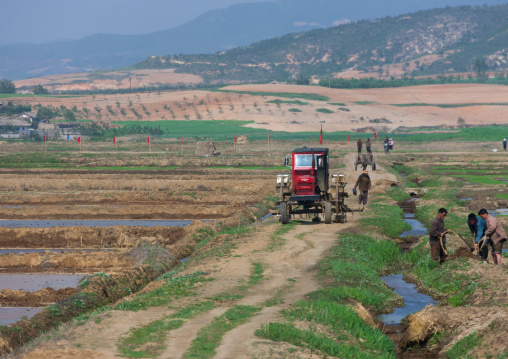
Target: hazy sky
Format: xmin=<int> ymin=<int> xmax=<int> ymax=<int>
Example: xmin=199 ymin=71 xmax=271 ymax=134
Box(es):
xmin=0 ymin=0 xmax=269 ymax=45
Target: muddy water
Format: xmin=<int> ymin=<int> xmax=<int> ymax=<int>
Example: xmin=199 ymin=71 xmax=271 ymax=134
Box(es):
xmin=0 ymin=307 xmax=44 ymax=325
xmin=0 ymin=219 xmax=192 ymax=228
xmin=0 ymin=273 xmax=83 ymax=291
xmin=378 ymin=275 xmax=437 ymax=324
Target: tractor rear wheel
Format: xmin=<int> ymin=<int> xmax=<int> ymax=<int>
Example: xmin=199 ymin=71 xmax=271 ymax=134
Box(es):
xmin=280 ymin=201 xmax=289 ymax=224
xmin=324 ymin=201 xmax=332 ymax=224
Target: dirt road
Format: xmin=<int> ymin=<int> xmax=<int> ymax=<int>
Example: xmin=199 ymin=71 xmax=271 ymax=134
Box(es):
xmin=13 ymin=151 xmax=398 ymax=358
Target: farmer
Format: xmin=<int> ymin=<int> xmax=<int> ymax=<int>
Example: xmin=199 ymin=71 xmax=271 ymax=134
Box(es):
xmin=384 ymin=136 xmax=389 ymax=153
xmin=357 ymin=138 xmax=362 ymax=153
xmin=354 ymin=170 xmax=371 ymax=206
xmin=388 ymin=138 xmax=394 ymax=151
xmin=467 ymin=213 xmax=488 ymax=260
xmin=503 ymin=138 xmax=507 ymax=151
xmin=366 ymin=138 xmax=371 ymax=153
xmin=429 ymin=208 xmax=451 ymax=264
xmin=478 ymin=208 xmax=507 ymax=265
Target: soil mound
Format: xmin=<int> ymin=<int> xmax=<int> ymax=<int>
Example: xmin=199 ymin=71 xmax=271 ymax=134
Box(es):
xmin=450 ymin=247 xmax=481 ymax=261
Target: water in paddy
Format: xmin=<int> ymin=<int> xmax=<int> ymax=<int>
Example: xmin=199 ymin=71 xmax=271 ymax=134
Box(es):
xmin=0 ymin=273 xmax=83 ymax=291
xmin=0 ymin=219 xmax=192 ymax=228
xmin=0 ymin=307 xmax=44 ymax=325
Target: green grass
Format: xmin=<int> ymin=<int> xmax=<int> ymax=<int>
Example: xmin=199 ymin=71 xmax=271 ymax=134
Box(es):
xmin=353 ymin=101 xmax=378 ymax=105
xmin=114 ymin=271 xmax=212 ymax=311
xmin=359 ymin=203 xmax=411 ymax=238
xmin=183 ymin=305 xmax=260 ymax=359
xmin=316 ymin=108 xmax=334 ymax=113
xmin=266 ymin=99 xmax=309 ymax=105
xmin=494 ymin=193 xmax=508 ymax=199
xmin=328 ymin=102 xmax=346 ymax=106
xmin=316 ymin=234 xmax=405 ymax=311
xmin=267 ymin=221 xmax=297 ymax=250
xmin=288 ymin=108 xmax=302 ymax=112
xmin=209 ymin=166 xmax=289 ymax=171
xmin=119 ymin=301 xmax=215 ymax=358
xmin=452 ymin=175 xmax=508 ymax=185
xmin=445 ymin=332 xmax=482 ymax=358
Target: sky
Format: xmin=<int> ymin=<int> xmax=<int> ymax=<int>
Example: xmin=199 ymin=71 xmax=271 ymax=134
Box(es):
xmin=0 ymin=0 xmax=269 ymax=46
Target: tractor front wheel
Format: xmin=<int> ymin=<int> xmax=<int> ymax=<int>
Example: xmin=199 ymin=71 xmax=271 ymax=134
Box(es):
xmin=324 ymin=201 xmax=332 ymax=224
xmin=280 ymin=201 xmax=289 ymax=224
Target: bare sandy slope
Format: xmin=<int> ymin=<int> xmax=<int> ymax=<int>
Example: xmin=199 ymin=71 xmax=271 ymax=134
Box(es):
xmin=5 ymin=82 xmax=508 ymax=134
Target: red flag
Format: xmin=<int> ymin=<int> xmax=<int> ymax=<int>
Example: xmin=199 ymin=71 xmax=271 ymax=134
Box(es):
xmin=347 ymin=135 xmax=350 ymax=142
xmin=147 ymin=137 xmax=150 ymax=144
xmin=319 ymin=125 xmax=323 ymax=146
xmin=268 ymin=133 xmax=270 ymax=140
xmin=77 ymin=137 xmax=81 ymax=143
xmin=113 ymin=137 xmax=116 ymax=144
xmin=234 ymin=135 xmax=237 ymax=143
xmin=43 ymin=135 xmax=46 ymax=142
xmin=374 ymin=133 xmax=377 ymax=140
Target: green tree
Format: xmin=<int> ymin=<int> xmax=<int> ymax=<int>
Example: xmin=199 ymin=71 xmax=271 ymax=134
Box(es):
xmin=64 ymin=109 xmax=76 ymax=122
xmin=473 ymin=56 xmax=488 ymax=81
xmin=33 ymin=84 xmax=49 ymax=95
xmin=0 ymin=79 xmax=15 ymax=94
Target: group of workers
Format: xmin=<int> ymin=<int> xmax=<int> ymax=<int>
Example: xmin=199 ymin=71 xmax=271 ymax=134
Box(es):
xmin=430 ymin=207 xmax=506 ymax=265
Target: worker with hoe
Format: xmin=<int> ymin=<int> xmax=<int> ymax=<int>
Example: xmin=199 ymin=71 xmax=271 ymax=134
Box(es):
xmin=429 ymin=208 xmax=451 ymax=264
xmin=354 ymin=170 xmax=371 ymax=207
xmin=383 ymin=136 xmax=389 ymax=153
xmin=467 ymin=213 xmax=488 ymax=261
xmin=479 ymin=208 xmax=507 ymax=265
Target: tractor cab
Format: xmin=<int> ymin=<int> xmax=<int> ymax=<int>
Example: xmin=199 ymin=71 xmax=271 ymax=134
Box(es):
xmin=291 ymin=148 xmax=328 ymax=200
xmin=275 ymin=147 xmax=351 ymax=224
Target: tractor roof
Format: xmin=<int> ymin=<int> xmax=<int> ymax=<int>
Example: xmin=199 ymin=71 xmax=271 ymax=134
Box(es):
xmin=292 ymin=147 xmax=329 ymax=155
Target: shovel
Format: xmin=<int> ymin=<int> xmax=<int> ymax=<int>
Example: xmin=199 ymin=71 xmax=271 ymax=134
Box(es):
xmin=448 ymin=230 xmax=475 ymax=252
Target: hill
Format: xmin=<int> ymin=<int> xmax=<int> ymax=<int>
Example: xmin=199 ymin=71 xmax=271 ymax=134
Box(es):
xmin=1 ymin=0 xmax=507 ymax=81
xmin=134 ymin=5 xmax=508 ymax=83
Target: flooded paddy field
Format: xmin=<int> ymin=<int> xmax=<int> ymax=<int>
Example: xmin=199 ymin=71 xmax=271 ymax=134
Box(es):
xmin=0 ymin=159 xmax=277 ymax=325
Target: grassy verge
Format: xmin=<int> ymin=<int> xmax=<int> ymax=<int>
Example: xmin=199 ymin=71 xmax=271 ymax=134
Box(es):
xmin=359 ymin=203 xmax=411 ymax=238
xmin=256 ymin=233 xmax=400 ymax=357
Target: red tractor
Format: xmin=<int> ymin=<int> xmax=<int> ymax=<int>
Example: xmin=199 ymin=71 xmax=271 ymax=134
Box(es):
xmin=276 ymin=147 xmax=351 ymax=224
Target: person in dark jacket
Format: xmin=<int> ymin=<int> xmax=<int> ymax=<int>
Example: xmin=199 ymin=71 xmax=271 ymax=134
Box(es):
xmin=429 ymin=208 xmax=450 ymax=264
xmin=354 ymin=170 xmax=371 ymax=206
xmin=503 ymin=138 xmax=507 ymax=151
xmin=366 ymin=138 xmax=371 ymax=153
xmin=357 ymin=138 xmax=362 ymax=153
xmin=467 ymin=213 xmax=487 ymax=260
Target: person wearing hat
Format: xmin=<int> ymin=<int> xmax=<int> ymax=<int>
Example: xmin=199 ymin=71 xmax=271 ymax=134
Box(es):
xmin=503 ymin=138 xmax=507 ymax=151
xmin=354 ymin=169 xmax=371 ymax=206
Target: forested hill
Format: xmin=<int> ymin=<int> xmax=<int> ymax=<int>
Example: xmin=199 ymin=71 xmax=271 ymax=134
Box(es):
xmin=133 ymin=5 xmax=508 ymax=83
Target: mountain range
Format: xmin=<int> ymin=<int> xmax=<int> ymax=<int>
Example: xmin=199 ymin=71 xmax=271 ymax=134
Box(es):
xmin=133 ymin=4 xmax=508 ymax=84
xmin=1 ymin=0 xmax=507 ymax=80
